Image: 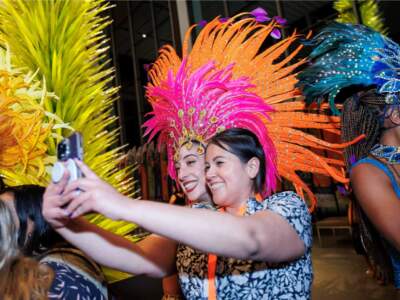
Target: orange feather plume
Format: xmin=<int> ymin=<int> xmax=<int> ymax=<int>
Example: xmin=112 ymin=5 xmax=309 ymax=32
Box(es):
xmin=147 ymin=13 xmax=361 ymax=211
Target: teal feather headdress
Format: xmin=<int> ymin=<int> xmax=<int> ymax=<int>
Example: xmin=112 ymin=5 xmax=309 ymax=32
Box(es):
xmin=297 ymin=22 xmax=400 ymax=114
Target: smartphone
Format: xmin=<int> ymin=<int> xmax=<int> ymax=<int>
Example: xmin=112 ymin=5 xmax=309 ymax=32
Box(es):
xmin=52 ymin=132 xmax=83 ymax=183
xmin=57 ymin=132 xmax=84 ymax=162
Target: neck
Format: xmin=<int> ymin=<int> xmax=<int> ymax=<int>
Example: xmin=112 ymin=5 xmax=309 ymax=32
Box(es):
xmin=225 ymin=192 xmax=254 ymax=215
xmin=380 ymin=126 xmax=400 ymax=146
xmin=189 ymin=194 xmax=212 ymax=206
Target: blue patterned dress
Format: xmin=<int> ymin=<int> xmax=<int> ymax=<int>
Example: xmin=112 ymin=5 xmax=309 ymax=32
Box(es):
xmin=176 ymin=191 xmax=313 ymax=300
xmin=40 ymin=249 xmax=108 ymax=300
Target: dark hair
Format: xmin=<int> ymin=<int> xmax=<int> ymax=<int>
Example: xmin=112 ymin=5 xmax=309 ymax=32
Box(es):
xmin=341 ymin=88 xmax=397 ymax=169
xmin=341 ymin=89 xmax=396 ymax=283
xmin=207 ymin=128 xmax=266 ymax=194
xmin=0 ymin=185 xmax=62 ymax=255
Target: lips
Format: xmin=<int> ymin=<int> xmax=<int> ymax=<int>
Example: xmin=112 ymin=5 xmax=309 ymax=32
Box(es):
xmin=182 ymin=180 xmax=198 ymax=192
xmin=208 ymin=181 xmax=224 ymax=191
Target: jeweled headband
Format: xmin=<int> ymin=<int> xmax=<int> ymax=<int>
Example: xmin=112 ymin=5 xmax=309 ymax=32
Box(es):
xmin=144 ymin=12 xmax=360 ymax=207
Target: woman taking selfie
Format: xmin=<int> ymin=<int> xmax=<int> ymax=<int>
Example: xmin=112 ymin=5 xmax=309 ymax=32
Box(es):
xmin=43 ymin=12 xmax=352 ymax=299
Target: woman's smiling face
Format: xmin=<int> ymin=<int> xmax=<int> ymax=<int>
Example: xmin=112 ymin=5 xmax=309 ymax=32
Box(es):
xmin=175 ymin=144 xmax=211 ymax=203
xmin=205 ymin=143 xmax=257 ymax=209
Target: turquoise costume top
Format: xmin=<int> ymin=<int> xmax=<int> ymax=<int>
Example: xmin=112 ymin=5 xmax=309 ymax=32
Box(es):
xmin=352 ymin=157 xmax=400 ymax=288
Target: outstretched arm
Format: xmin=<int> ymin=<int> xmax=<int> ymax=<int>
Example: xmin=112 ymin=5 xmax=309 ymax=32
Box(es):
xmin=60 ymin=160 xmax=306 ymax=263
xmin=43 ymin=174 xmax=176 ymax=278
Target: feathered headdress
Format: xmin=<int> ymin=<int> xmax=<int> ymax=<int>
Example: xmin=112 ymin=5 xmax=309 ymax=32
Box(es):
xmin=144 ymin=59 xmax=277 ymax=195
xmin=297 ymin=22 xmax=400 ymax=114
xmin=144 ymin=12 xmax=360 ymax=210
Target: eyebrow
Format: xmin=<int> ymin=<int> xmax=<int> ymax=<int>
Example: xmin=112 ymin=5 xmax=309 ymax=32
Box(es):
xmin=183 ymin=154 xmax=198 ymax=160
xmin=212 ymin=155 xmax=226 ymax=161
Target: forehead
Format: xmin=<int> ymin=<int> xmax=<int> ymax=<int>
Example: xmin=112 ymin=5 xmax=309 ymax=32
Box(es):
xmin=206 ymin=143 xmax=233 ymax=159
xmin=177 ymin=144 xmax=204 ymax=161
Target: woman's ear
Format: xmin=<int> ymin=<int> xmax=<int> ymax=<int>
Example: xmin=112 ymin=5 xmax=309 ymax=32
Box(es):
xmin=246 ymin=157 xmax=260 ymax=179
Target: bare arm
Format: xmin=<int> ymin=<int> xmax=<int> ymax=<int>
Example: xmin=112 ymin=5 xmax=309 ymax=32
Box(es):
xmin=62 ymin=161 xmax=306 ymax=263
xmin=118 ymin=200 xmax=305 ymax=262
xmin=57 ymin=219 xmax=176 ymax=277
xmin=351 ymin=163 xmax=400 ymax=251
xmin=43 ymin=174 xmax=177 ymax=278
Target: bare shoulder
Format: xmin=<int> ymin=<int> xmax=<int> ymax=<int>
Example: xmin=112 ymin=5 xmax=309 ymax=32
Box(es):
xmin=350 ymin=160 xmax=400 ymax=250
xmin=350 ymin=161 xmax=392 ymax=188
xmin=350 ymin=160 xmax=396 ymax=207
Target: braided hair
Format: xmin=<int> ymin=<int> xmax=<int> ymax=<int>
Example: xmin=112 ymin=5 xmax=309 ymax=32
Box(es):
xmin=341 ymin=89 xmax=396 ymax=169
xmin=341 ymin=88 xmax=397 ymax=284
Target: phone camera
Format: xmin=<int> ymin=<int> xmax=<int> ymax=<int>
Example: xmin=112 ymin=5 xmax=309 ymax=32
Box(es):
xmin=57 ymin=140 xmax=71 ymax=161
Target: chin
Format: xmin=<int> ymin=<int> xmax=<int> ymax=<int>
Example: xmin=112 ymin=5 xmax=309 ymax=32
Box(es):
xmin=187 ymin=189 xmax=204 ymax=202
xmin=211 ymin=192 xmax=226 ymax=206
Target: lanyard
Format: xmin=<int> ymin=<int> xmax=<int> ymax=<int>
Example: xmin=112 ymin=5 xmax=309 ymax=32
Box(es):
xmin=206 ymin=194 xmax=262 ymax=299
xmin=207 ymin=204 xmax=247 ymax=300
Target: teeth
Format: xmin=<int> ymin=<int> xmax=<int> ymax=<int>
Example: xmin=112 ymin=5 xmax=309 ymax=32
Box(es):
xmin=183 ymin=181 xmax=196 ymax=190
xmin=209 ymin=182 xmax=223 ymax=190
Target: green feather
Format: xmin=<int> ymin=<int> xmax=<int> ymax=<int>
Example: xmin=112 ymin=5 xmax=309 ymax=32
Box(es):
xmin=0 ymin=0 xmax=139 ymax=282
xmin=334 ymin=0 xmax=388 ymax=35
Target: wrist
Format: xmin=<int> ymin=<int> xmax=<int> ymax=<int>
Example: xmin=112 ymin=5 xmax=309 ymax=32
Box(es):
xmin=117 ymin=195 xmax=139 ymax=222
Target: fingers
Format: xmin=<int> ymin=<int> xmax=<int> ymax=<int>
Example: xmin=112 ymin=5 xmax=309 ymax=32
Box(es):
xmin=46 ymin=169 xmax=70 ymax=195
xmin=45 ymin=160 xmax=102 ymax=222
xmin=71 ymin=200 xmax=93 ymax=219
xmin=42 ymin=205 xmax=69 ymax=228
xmin=61 ymin=189 xmax=83 ymax=206
xmin=63 ymin=177 xmax=93 ymax=195
xmin=74 ymin=159 xmax=97 ymax=179
xmin=49 ymin=207 xmax=69 ymax=219
xmin=56 ymin=191 xmax=77 ymax=208
xmin=64 ymin=192 xmax=92 ymax=218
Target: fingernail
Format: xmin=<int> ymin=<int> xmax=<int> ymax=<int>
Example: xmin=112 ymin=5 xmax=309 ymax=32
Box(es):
xmin=68 ymin=211 xmax=73 ymax=218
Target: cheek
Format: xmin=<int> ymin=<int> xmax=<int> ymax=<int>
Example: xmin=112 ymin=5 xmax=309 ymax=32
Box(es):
xmin=195 ymin=163 xmax=206 ymax=179
xmin=177 ymin=179 xmax=184 ymax=190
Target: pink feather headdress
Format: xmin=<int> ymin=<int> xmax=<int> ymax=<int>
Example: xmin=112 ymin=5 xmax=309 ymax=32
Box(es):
xmin=143 ymin=12 xmax=362 ymax=210
xmin=143 ymin=60 xmax=277 ymax=196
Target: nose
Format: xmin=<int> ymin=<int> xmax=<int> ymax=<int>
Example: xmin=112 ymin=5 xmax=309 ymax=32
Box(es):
xmin=205 ymin=164 xmax=216 ymax=182
xmin=177 ymin=166 xmax=188 ymax=182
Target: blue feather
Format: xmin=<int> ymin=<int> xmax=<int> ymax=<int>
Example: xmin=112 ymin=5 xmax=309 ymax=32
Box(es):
xmin=297 ymin=22 xmax=400 ymax=111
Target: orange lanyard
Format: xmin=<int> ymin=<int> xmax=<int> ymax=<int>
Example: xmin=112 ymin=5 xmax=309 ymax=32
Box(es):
xmin=207 ymin=204 xmax=247 ymax=300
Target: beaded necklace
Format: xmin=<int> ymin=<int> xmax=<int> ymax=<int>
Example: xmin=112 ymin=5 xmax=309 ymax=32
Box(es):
xmin=370 ymin=144 xmax=400 ymax=164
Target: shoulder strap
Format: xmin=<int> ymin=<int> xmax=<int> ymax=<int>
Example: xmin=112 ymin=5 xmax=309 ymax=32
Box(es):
xmin=352 ymin=157 xmax=400 ymax=198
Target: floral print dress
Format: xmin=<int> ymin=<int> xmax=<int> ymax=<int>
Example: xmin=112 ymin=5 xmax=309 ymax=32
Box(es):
xmin=40 ymin=248 xmax=108 ymax=300
xmin=176 ymin=191 xmax=313 ymax=300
